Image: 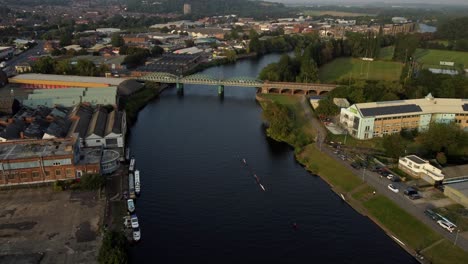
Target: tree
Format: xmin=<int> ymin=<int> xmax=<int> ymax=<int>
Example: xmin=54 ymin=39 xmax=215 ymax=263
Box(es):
xmin=382 ymin=134 xmax=408 ymax=158
xmin=315 ymin=98 xmax=340 ymax=117
xmin=33 ymin=56 xmax=55 ymax=74
xmin=98 ymin=230 xmax=127 ymax=264
xmin=75 ymin=59 xmax=97 ymax=76
xmin=417 ymin=122 xmax=468 ymax=157
xmin=54 ymin=59 xmax=74 ymax=75
xmin=262 ymin=102 xmax=294 ymax=142
xmin=248 ymin=29 xmax=261 ymax=54
xmin=436 ymin=152 xmax=447 ymax=165
xmin=111 ymin=33 xmax=124 ymax=47
xmin=150 ymin=45 xmax=164 ymax=57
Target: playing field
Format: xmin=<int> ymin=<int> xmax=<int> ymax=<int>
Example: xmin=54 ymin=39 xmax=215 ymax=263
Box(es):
xmin=414 ymin=49 xmax=468 ymax=68
xmin=304 ymin=10 xmax=375 ymax=17
xmin=318 ymin=57 xmax=404 ymax=83
xmin=378 ymin=46 xmax=394 ymax=61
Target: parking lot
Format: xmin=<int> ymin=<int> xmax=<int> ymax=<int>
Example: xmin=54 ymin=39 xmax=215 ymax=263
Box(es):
xmin=0 ymin=187 xmax=104 ymax=264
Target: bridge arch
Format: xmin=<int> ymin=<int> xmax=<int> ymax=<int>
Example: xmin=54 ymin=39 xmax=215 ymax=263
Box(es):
xmin=224 ymin=76 xmax=263 ymax=86
xmin=268 ymin=88 xmax=281 ymax=94
xmin=138 ymin=72 xmax=179 ymax=82
xmin=182 ymin=74 xmax=218 ymax=84
xmin=293 ymin=89 xmax=306 ymax=95
xmin=281 ymin=89 xmax=292 ymax=94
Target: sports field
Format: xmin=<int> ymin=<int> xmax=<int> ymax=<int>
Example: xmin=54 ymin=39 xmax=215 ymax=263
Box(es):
xmin=304 ymin=10 xmax=375 ymax=17
xmin=318 ymin=57 xmax=404 ymax=83
xmin=413 ymin=49 xmax=468 ymax=68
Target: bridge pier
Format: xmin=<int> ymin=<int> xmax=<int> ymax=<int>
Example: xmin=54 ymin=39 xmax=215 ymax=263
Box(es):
xmin=217 ymin=85 xmax=224 ymax=96
xmin=176 ymin=83 xmax=184 ymax=95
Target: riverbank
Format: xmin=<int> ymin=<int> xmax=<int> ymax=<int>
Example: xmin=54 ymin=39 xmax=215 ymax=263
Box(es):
xmin=123 ymin=82 xmax=166 ymax=126
xmin=256 ymin=93 xmax=468 ymax=264
xmin=184 ymin=52 xmax=258 ymax=76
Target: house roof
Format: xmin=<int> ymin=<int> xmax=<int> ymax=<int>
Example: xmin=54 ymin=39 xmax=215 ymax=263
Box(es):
xmin=87 ymin=106 xmax=108 ymax=137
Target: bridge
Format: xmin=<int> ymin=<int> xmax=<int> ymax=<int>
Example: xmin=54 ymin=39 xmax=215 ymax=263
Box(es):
xmin=136 ymin=72 xmax=337 ymax=96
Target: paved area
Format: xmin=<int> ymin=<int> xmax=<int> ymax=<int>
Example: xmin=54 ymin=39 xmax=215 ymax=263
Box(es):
xmin=0 ymin=188 xmax=104 ymax=264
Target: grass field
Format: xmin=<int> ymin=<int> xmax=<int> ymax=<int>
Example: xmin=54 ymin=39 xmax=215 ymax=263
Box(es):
xmin=318 ymin=57 xmax=404 ymax=83
xmin=424 ymin=240 xmax=468 ymax=264
xmin=363 ymin=195 xmax=441 ymax=250
xmin=413 ymin=49 xmax=468 ymax=68
xmin=304 ymin=10 xmax=375 ymax=17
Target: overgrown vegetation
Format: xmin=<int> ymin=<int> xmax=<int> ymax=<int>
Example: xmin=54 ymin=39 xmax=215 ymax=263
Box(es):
xmin=98 ymin=230 xmax=128 ymax=264
xmin=124 ymin=82 xmax=161 ymax=125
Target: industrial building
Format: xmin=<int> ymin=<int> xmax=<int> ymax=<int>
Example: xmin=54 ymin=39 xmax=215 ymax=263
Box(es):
xmin=0 ymin=136 xmax=100 ymax=186
xmin=8 ymin=73 xmax=125 ymax=88
xmin=340 ymin=94 xmax=468 ymax=140
xmin=22 ymin=87 xmax=118 ymax=108
xmin=444 ymin=182 xmax=468 ymax=208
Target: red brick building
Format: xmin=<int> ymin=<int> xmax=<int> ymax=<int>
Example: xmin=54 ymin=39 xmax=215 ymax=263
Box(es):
xmin=0 ymin=136 xmax=100 ymax=186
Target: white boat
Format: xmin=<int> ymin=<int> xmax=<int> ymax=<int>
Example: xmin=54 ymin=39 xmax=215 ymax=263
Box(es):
xmin=135 ymin=170 xmax=141 ymax=196
xmin=130 ymin=214 xmax=139 ymax=228
xmin=127 ymin=199 xmax=135 ymax=213
xmin=133 ymin=227 xmax=141 ymax=242
xmin=242 ymin=158 xmax=246 ymax=164
xmin=129 ymin=173 xmax=136 ymax=199
xmin=259 ymin=184 xmax=266 ymax=191
xmin=129 ymin=157 xmax=136 ymax=172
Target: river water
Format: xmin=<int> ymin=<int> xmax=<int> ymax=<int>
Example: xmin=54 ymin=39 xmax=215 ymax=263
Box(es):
xmin=128 ymin=53 xmax=417 ymax=263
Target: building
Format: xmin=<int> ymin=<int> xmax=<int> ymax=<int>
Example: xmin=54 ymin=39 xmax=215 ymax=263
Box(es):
xmin=444 ymin=182 xmax=468 ymax=208
xmin=14 ymin=62 xmax=32 ymax=73
xmin=340 ymin=94 xmax=468 ymax=140
xmin=122 ymin=34 xmax=149 ymax=45
xmin=68 ymin=104 xmax=126 ymax=150
xmin=398 ymin=155 xmax=444 ymax=184
xmin=22 ymin=87 xmax=118 ymax=108
xmin=183 ymin=3 xmax=192 ymax=15
xmin=185 ymin=28 xmax=229 ymax=40
xmin=0 ymin=136 xmax=100 ymax=186
xmin=9 ymin=73 xmax=125 ymax=88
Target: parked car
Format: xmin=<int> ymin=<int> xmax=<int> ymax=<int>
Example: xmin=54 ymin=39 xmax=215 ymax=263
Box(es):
xmin=386 ymin=174 xmax=394 ymax=180
xmin=130 ymin=215 xmax=139 ymax=228
xmin=408 ymin=193 xmax=422 ymax=200
xmin=437 ymin=220 xmax=455 ymax=233
xmin=351 ymin=162 xmax=361 ymax=169
xmin=404 ymin=187 xmax=418 ymax=196
xmin=388 ymin=184 xmax=399 ymax=193
xmin=390 ymin=176 xmax=401 ymax=182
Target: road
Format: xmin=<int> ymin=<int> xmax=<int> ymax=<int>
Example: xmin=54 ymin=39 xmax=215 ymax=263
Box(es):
xmin=2 ymin=40 xmax=45 ymax=76
xmin=300 ymin=96 xmax=468 ymax=252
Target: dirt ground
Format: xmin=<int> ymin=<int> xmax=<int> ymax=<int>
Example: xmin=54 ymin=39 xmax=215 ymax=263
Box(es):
xmin=0 ymin=187 xmax=105 ymax=264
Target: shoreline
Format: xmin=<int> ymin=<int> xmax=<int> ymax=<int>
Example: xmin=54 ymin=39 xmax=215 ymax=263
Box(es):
xmin=255 ymin=94 xmax=437 ymax=263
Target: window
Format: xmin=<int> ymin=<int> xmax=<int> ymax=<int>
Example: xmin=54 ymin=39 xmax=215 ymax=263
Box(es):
xmin=66 ymin=168 xmax=73 ymax=176
xmin=55 ymin=170 xmax=61 ymax=176
xmin=45 ymin=170 xmax=50 ymax=176
xmin=20 ymin=172 xmax=28 ymax=179
xmin=32 ymin=171 xmax=40 ymax=178
xmin=96 ymin=140 xmax=101 ymax=143
xmin=8 ymin=174 xmax=14 ymax=179
xmin=364 ymin=133 xmax=369 ymax=139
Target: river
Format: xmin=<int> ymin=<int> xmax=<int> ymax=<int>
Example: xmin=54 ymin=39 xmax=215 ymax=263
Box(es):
xmin=128 ymin=53 xmax=417 ymax=263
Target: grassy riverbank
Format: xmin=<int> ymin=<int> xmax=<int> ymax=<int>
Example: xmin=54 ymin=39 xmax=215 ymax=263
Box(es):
xmin=256 ymin=94 xmax=468 ymax=263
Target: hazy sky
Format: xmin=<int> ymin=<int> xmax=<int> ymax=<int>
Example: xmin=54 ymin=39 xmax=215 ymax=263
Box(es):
xmin=271 ymin=0 xmax=468 ymax=6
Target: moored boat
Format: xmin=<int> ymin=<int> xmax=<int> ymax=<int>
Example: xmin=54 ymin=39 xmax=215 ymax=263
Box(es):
xmin=135 ymin=170 xmax=141 ymax=196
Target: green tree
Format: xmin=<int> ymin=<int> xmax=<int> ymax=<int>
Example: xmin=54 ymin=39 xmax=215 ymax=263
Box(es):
xmin=436 ymin=152 xmax=447 ymax=165
xmin=248 ymin=29 xmax=261 ymax=54
xmin=98 ymin=230 xmax=127 ymax=264
xmin=111 ymin=33 xmax=124 ymax=47
xmin=54 ymin=59 xmax=74 ymax=75
xmin=33 ymin=56 xmax=55 ymax=74
xmin=262 ymin=102 xmax=294 ymax=142
xmin=315 ymin=98 xmax=340 ymax=117
xmin=382 ymin=134 xmax=408 ymax=158
xmin=76 ymin=59 xmax=97 ymax=76
xmin=150 ymin=45 xmax=164 ymax=57
xmin=418 ymin=122 xmax=468 ymax=157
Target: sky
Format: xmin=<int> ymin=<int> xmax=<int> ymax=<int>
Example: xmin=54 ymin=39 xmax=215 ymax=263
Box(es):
xmin=271 ymin=0 xmax=468 ymax=6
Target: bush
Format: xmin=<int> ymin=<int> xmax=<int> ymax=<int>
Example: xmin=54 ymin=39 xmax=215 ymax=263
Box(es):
xmin=98 ymin=230 xmax=128 ymax=264
xmin=79 ymin=174 xmax=106 ymax=190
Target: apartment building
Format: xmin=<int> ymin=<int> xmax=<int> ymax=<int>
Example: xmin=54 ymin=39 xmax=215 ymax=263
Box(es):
xmin=340 ymin=94 xmax=468 ymax=139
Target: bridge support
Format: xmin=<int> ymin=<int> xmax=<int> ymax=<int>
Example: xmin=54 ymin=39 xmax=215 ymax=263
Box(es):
xmin=176 ymin=82 xmax=184 ymax=95
xmin=218 ymin=85 xmax=224 ymax=96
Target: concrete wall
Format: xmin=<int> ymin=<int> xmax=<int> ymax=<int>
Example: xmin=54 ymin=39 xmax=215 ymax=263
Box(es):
xmin=444 ymin=186 xmax=468 ymax=208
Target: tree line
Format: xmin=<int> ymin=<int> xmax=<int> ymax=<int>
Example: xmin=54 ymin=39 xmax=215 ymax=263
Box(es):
xmin=33 ymin=56 xmax=109 ymax=76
